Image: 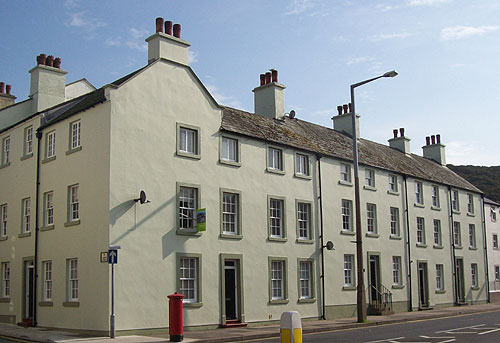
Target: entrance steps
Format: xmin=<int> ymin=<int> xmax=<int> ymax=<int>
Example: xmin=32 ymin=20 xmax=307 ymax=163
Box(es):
xmin=17 ymin=317 xmax=33 ymax=328
xmin=221 ymin=319 xmax=248 ymax=328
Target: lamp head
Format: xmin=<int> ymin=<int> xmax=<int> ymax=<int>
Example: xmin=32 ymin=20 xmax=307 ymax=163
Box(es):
xmin=383 ymin=70 xmax=398 ymax=78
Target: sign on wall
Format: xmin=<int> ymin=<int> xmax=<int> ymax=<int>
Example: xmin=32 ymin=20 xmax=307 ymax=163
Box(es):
xmin=196 ymin=208 xmax=206 ymax=232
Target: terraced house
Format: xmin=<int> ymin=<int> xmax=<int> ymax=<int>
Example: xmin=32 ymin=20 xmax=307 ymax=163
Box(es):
xmin=0 ymin=17 xmax=489 ymax=335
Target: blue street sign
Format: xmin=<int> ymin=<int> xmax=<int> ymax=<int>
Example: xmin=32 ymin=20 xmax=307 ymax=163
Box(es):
xmin=108 ymin=249 xmax=118 ymax=264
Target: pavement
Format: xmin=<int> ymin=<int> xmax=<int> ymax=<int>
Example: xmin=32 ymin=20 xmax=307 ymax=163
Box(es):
xmin=1 ymin=302 xmax=500 ymax=343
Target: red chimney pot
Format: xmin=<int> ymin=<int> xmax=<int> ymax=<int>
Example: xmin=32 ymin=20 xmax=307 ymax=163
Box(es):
xmin=431 ymin=135 xmax=436 ymax=145
xmin=54 ymin=57 xmax=61 ymax=69
xmin=165 ymin=21 xmax=173 ymax=35
xmin=271 ymin=69 xmax=278 ymax=83
xmin=265 ymin=72 xmax=271 ymax=84
xmin=348 ymin=103 xmax=352 ymax=113
xmin=436 ymin=134 xmax=441 ymax=144
xmin=343 ymin=104 xmax=348 ymax=114
xmin=426 ymin=136 xmax=430 ymax=145
xmin=0 ymin=82 xmax=4 ymax=94
xmin=337 ymin=105 xmax=343 ymax=116
xmin=393 ymin=129 xmax=398 ymax=139
xmin=156 ymin=17 xmax=164 ymax=33
xmin=260 ymin=74 xmax=265 ymax=86
xmin=399 ymin=128 xmax=405 ymax=137
xmin=173 ymin=24 xmax=181 ymax=38
xmin=39 ymin=54 xmax=47 ymax=65
xmin=6 ymin=85 xmax=11 ymax=95
xmin=46 ymin=55 xmax=54 ymax=67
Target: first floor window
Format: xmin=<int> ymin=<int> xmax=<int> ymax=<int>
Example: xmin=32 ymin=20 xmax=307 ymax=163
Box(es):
xmin=42 ymin=261 xmax=52 ymax=301
xmin=2 ymin=136 xmax=10 ymax=164
xmin=340 ymin=163 xmax=351 ymax=183
xmin=390 ymin=207 xmax=399 ymax=236
xmin=71 ymin=120 xmax=81 ymax=150
xmin=222 ymin=192 xmax=238 ymax=235
xmin=269 ymin=198 xmax=284 ymax=238
xmin=69 ymin=185 xmax=79 ymax=221
xmin=433 ymin=219 xmax=442 ymax=246
xmin=299 ymin=261 xmax=312 ymax=299
xmin=469 ymin=224 xmax=476 ymax=248
xmin=179 ymin=127 xmax=197 ymax=154
xmin=493 ymin=234 xmax=499 ymax=250
xmin=415 ymin=181 xmax=423 ymax=205
xmin=367 ymin=203 xmax=377 ymax=234
xmin=436 ymin=264 xmax=444 ymax=290
xmin=179 ymin=187 xmax=197 ymax=229
xmin=179 ymin=257 xmax=198 ymax=303
xmin=44 ymin=192 xmax=54 ymax=226
xmin=492 ymin=207 xmax=497 ymax=222
xmin=25 ymin=126 xmax=33 ymax=155
xmin=342 ymin=199 xmax=352 ymax=232
xmin=417 ymin=217 xmax=425 ymax=244
xmin=365 ymin=169 xmax=375 ymax=187
xmin=388 ymin=174 xmax=397 ymax=192
xmin=297 ymin=202 xmax=311 ymax=240
xmin=268 ymin=147 xmax=283 ymax=171
xmin=467 ymin=194 xmax=474 ymax=214
xmin=471 ymin=263 xmax=478 ymax=288
xmin=453 ymin=221 xmax=461 ymax=246
xmin=1 ymin=262 xmax=9 ymax=297
xmin=452 ymin=190 xmax=459 ymax=211
xmin=22 ymin=198 xmax=31 ymax=233
xmin=221 ymin=137 xmax=238 ymax=162
xmin=344 ymin=255 xmax=354 ymax=286
xmin=0 ymin=204 xmax=7 ymax=237
xmin=495 ymin=265 xmax=500 ymax=280
xmin=46 ymin=131 xmax=56 ymax=158
xmin=392 ymin=256 xmax=402 ymax=286
xmin=431 ymin=185 xmax=440 ymax=207
xmin=67 ymin=258 xmax=78 ymax=301
xmin=295 ymin=153 xmax=309 ymax=176
xmin=271 ymin=260 xmax=285 ymax=300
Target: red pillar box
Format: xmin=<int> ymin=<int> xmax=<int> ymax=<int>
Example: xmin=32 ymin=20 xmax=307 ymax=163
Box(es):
xmin=167 ymin=292 xmax=184 ymax=342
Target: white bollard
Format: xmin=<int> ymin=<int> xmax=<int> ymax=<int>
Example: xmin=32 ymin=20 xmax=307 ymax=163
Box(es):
xmin=280 ymin=311 xmax=302 ymax=343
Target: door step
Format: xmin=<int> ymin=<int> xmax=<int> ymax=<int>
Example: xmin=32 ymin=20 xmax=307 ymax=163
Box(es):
xmin=419 ymin=306 xmax=434 ymax=311
xmin=17 ymin=317 xmax=33 ymax=327
xmin=456 ymin=301 xmax=469 ymax=306
xmin=221 ymin=319 xmax=248 ymax=328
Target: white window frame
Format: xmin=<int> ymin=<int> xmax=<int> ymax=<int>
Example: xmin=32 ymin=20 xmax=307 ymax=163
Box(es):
xmin=22 ymin=198 xmax=31 ymax=233
xmin=222 ymin=192 xmax=238 ymax=235
xmin=295 ymin=153 xmax=309 ymax=177
xmin=365 ymin=169 xmax=375 ymax=188
xmin=269 ymin=198 xmax=285 ymax=239
xmin=367 ymin=203 xmax=377 ymax=234
xmin=221 ymin=136 xmax=238 ymax=163
xmin=298 ymin=260 xmax=312 ymax=299
xmin=453 ymin=221 xmax=461 ymax=247
xmin=44 ymin=192 xmax=54 ymax=226
xmin=67 ymin=258 xmax=78 ymax=302
xmin=433 ymin=219 xmax=442 ymax=246
xmin=452 ymin=190 xmax=459 ymax=212
xmin=493 ymin=234 xmax=499 ymax=250
xmin=344 ymin=255 xmax=355 ymax=287
xmin=297 ymin=202 xmax=311 ymax=240
xmin=390 ymin=207 xmax=400 ymax=237
xmin=268 ymin=147 xmax=283 ymax=172
xmin=2 ymin=136 xmax=10 ymax=165
xmin=392 ymin=256 xmax=402 ymax=286
xmin=42 ymin=260 xmax=52 ymax=301
xmin=467 ymin=194 xmax=474 ymax=214
xmin=178 ymin=186 xmax=198 ymax=230
xmin=491 ymin=207 xmax=497 ymax=222
xmin=417 ymin=217 xmax=425 ymax=245
xmin=179 ymin=257 xmax=198 ymax=303
xmin=46 ymin=131 xmax=56 ymax=159
xmin=469 ymin=224 xmax=476 ymax=248
xmin=70 ymin=120 xmax=81 ymax=150
xmin=436 ymin=264 xmax=444 ymax=291
xmin=431 ymin=185 xmax=440 ymax=208
xmin=471 ymin=263 xmax=478 ymax=288
xmin=270 ymin=259 xmax=286 ymax=301
xmin=342 ymin=199 xmax=352 ymax=232
xmin=24 ymin=126 xmax=33 ymax=155
xmin=495 ymin=265 xmax=500 ymax=281
xmin=388 ymin=174 xmax=397 ymax=192
xmin=176 ymin=123 xmax=201 ymax=159
xmin=0 ymin=204 xmax=7 ymax=238
xmin=67 ymin=184 xmax=80 ymax=223
xmin=415 ymin=181 xmax=423 ymax=205
xmin=340 ymin=163 xmax=351 ymax=183
xmin=1 ymin=262 xmax=9 ymax=298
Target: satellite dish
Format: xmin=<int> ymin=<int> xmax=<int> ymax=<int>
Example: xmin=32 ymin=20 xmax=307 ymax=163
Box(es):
xmin=289 ymin=110 xmax=296 ymax=119
xmin=325 ymin=241 xmax=334 ymax=250
xmin=135 ymin=190 xmax=149 ymax=204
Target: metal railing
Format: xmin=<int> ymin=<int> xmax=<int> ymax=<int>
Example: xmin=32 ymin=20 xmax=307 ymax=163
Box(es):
xmin=370 ymin=284 xmax=393 ymax=313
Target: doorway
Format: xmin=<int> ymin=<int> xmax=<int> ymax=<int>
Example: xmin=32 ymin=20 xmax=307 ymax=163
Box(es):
xmin=369 ymin=255 xmax=380 ymax=304
xmin=455 ymin=258 xmax=465 ymax=303
xmin=220 ymin=254 xmax=244 ymax=326
xmin=225 ymin=260 xmax=238 ymax=320
xmin=418 ymin=262 xmax=429 ymax=308
xmin=23 ymin=260 xmax=34 ymax=319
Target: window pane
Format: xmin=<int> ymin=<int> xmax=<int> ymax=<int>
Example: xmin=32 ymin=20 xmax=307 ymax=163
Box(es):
xmin=179 ymin=187 xmax=197 ymax=229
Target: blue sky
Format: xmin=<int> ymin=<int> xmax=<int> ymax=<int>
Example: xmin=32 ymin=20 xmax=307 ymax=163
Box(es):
xmin=1 ymin=0 xmax=499 ymax=165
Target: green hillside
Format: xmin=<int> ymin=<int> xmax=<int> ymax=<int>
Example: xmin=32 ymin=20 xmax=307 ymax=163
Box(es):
xmin=447 ymin=165 xmax=500 ymax=203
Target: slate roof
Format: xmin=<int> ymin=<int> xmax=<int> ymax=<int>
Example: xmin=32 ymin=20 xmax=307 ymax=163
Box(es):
xmin=221 ymin=107 xmax=482 ymax=193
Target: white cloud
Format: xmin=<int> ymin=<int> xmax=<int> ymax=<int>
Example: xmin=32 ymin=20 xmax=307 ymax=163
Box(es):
xmin=409 ymin=0 xmax=451 ymax=6
xmin=125 ymin=28 xmax=148 ymax=51
xmin=368 ymin=32 xmax=411 ymax=42
xmin=105 ymin=38 xmax=121 ymax=47
xmin=66 ymin=12 xmax=105 ymax=31
xmin=189 ymin=50 xmax=199 ymax=64
xmin=284 ymin=0 xmax=315 ymax=15
xmin=206 ymin=84 xmax=242 ymax=109
xmin=440 ymin=25 xmax=500 ymax=40
xmin=64 ymin=0 xmax=79 ymax=9
xmin=346 ymin=56 xmax=376 ymax=65
xmin=445 ymin=140 xmax=499 ymax=165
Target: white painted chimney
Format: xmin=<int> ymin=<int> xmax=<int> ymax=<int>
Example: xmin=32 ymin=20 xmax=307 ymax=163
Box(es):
xmin=332 ymin=103 xmax=360 ymax=137
xmin=422 ymin=134 xmax=446 ymax=165
xmin=29 ymin=54 xmax=67 ymax=113
xmin=253 ymin=69 xmax=286 ymax=119
xmin=145 ymin=17 xmax=190 ymax=65
xmin=388 ymin=128 xmax=411 ymax=154
xmin=0 ymin=82 xmax=16 ymax=110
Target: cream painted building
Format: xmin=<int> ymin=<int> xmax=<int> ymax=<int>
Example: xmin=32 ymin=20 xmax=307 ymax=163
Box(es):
xmin=0 ymin=17 xmax=489 ymax=334
xmin=484 ymin=198 xmax=500 ymax=301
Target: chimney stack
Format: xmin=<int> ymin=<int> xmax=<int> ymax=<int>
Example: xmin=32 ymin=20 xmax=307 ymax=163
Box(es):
xmin=422 ymin=133 xmax=446 ymax=165
xmin=388 ymin=127 xmax=411 ymax=154
xmin=332 ymin=102 xmax=360 ymax=137
xmin=29 ymin=53 xmax=67 ymax=112
xmin=146 ymin=17 xmax=190 ymax=65
xmin=253 ymin=68 xmax=286 ymax=119
xmin=0 ymin=82 xmax=16 ymax=110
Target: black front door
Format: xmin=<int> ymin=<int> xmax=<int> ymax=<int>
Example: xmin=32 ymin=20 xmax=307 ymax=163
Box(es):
xmin=225 ymin=262 xmax=237 ymax=320
xmin=24 ymin=261 xmax=34 ymax=319
xmin=369 ymin=255 xmax=380 ymax=303
xmin=456 ymin=258 xmax=465 ymax=302
xmin=418 ymin=262 xmax=428 ymax=307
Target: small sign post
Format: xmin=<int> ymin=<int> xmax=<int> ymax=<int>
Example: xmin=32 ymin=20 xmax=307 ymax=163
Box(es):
xmin=108 ymin=245 xmax=121 ymax=338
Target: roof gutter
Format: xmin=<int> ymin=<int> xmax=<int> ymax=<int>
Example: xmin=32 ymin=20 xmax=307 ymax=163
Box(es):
xmin=33 ymin=130 xmax=42 ymax=326
xmin=403 ymin=175 xmax=412 ymax=311
xmin=481 ymin=195 xmax=491 ymax=303
xmin=316 ymin=153 xmax=326 ymax=320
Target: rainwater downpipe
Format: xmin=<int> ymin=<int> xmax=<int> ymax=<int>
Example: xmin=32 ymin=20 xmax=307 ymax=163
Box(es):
xmin=403 ymin=175 xmax=412 ymax=311
xmin=448 ymin=186 xmax=458 ymax=305
xmin=317 ymin=153 xmax=326 ymax=319
xmin=33 ymin=130 xmax=43 ymax=326
xmin=481 ymin=195 xmax=491 ymax=303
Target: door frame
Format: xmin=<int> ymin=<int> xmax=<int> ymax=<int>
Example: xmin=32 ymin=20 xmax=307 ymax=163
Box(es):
xmin=455 ymin=257 xmax=465 ymax=303
xmin=220 ymin=254 xmax=244 ymax=325
xmin=417 ymin=260 xmax=429 ymax=308
xmin=367 ymin=252 xmax=381 ymax=304
xmin=22 ymin=257 xmax=35 ymax=319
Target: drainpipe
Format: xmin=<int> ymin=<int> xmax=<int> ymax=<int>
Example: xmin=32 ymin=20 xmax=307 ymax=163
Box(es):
xmin=448 ymin=186 xmax=458 ymax=305
xmin=317 ymin=153 xmax=326 ymax=320
xmin=403 ymin=175 xmax=412 ymax=311
xmin=33 ymin=130 xmax=43 ymax=326
xmin=481 ymin=195 xmax=491 ymax=303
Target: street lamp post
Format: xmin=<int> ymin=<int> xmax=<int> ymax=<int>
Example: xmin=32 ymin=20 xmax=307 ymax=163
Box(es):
xmin=351 ymin=70 xmax=398 ymax=323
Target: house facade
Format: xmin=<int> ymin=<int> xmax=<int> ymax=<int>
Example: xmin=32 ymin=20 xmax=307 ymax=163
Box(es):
xmin=0 ymin=17 xmax=488 ymax=334
xmin=485 ymin=198 xmax=500 ymax=301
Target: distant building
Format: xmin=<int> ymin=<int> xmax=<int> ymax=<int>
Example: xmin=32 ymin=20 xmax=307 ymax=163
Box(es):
xmin=485 ymin=198 xmax=500 ymax=301
xmin=0 ymin=17 xmax=488 ymax=334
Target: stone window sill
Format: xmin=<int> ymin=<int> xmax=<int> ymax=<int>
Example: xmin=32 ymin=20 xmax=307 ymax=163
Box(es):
xmin=266 ymin=168 xmax=285 ymax=175
xmin=18 ymin=232 xmax=31 ymax=238
xmin=339 ymin=180 xmax=353 ymax=187
xmin=433 ymin=244 xmax=444 ymax=249
xmin=467 ymin=212 xmax=475 ymax=217
xmin=63 ymin=301 xmax=80 ymax=307
xmin=390 ymin=235 xmax=402 ymax=240
xmin=431 ymin=206 xmax=441 ymax=211
xmin=342 ymin=286 xmax=356 ymax=291
xmin=42 ymin=156 xmax=56 ymax=164
xmin=0 ymin=297 xmax=10 ymax=303
xmin=366 ymin=233 xmax=379 ymax=238
xmin=39 ymin=301 xmax=53 ymax=307
xmin=41 ymin=225 xmax=55 ymax=231
xmin=294 ymin=173 xmax=312 ymax=180
xmin=298 ymin=297 xmax=316 ymax=304
xmin=435 ymin=290 xmax=446 ymax=294
xmin=176 ymin=151 xmax=201 ymax=160
xmin=64 ymin=220 xmax=81 ymax=227
xmin=387 ymin=190 xmax=399 ymax=196
xmin=416 ymin=243 xmax=427 ymax=248
xmin=469 ymin=246 xmax=478 ymax=251
xmin=414 ymin=203 xmax=425 ymax=208
xmin=183 ymin=302 xmax=203 ymax=308
xmin=220 ymin=233 xmax=243 ymax=240
xmin=21 ymin=153 xmax=33 ymax=161
xmin=268 ymin=236 xmax=287 ymax=243
xmin=363 ymin=185 xmax=377 ymax=192
xmin=296 ymin=238 xmax=314 ymax=244
xmin=392 ymin=285 xmax=405 ymax=290
xmin=0 ymin=236 xmax=7 ymax=241
xmin=340 ymin=230 xmax=355 ymax=236
xmin=0 ymin=162 xmax=10 ymax=169
xmin=269 ymin=299 xmax=289 ymax=305
xmin=219 ymin=159 xmax=241 ymax=167
xmin=176 ymin=229 xmax=202 ymax=237
xmin=66 ymin=146 xmax=82 ymax=155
